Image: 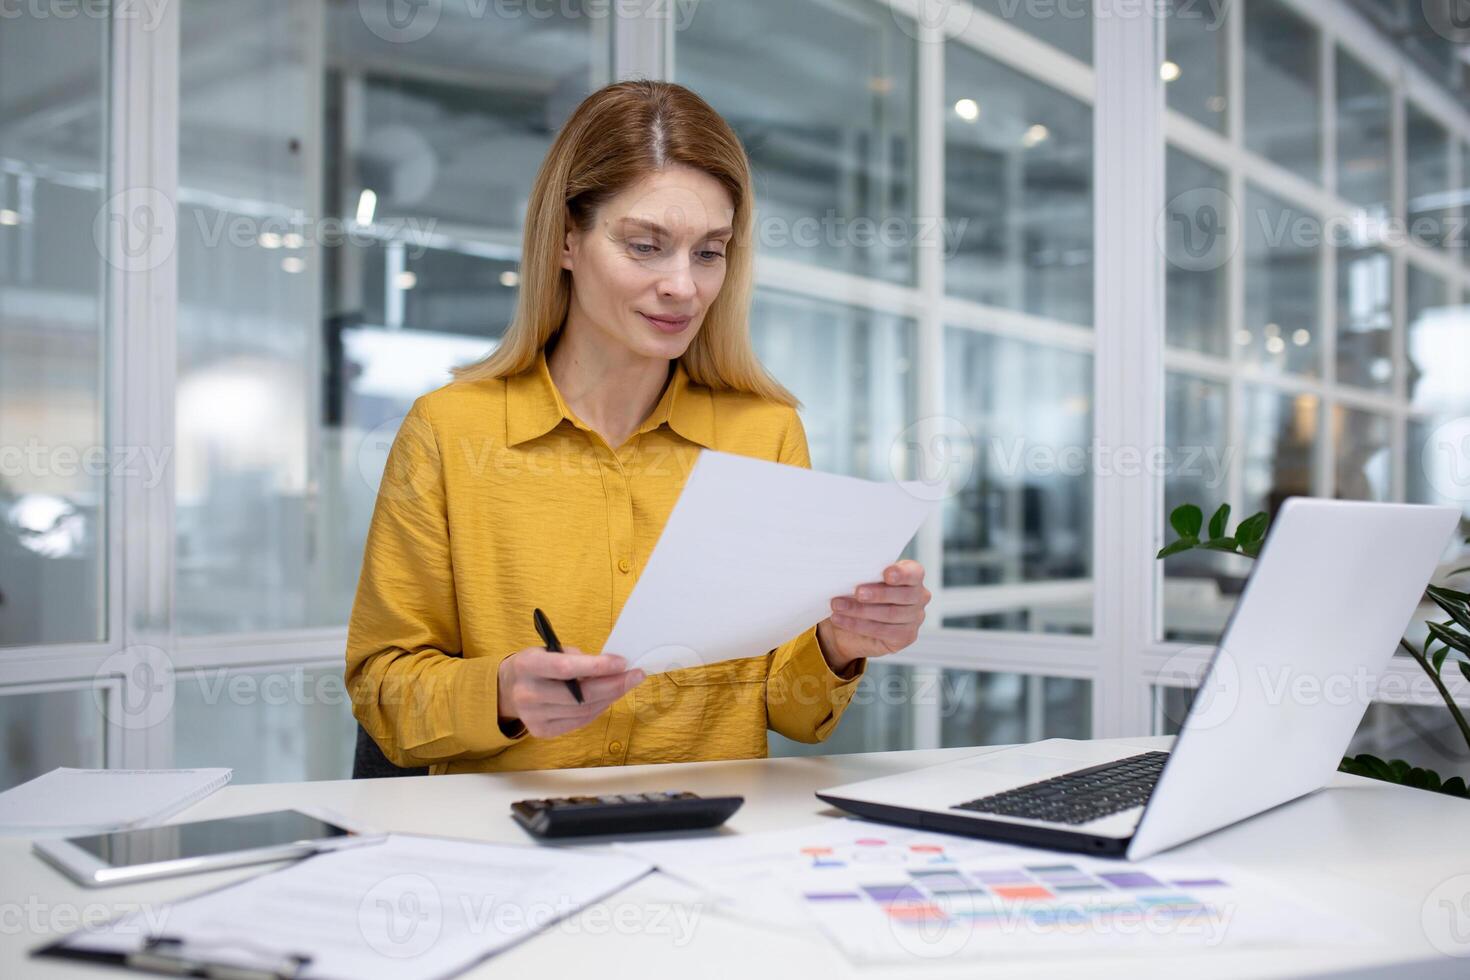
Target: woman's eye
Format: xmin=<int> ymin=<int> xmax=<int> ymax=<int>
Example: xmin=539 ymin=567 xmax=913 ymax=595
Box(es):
xmin=630 ymin=242 xmax=723 ymax=261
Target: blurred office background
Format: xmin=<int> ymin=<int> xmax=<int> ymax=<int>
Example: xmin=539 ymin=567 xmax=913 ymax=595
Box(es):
xmin=1 ymin=0 xmax=1467 ymax=789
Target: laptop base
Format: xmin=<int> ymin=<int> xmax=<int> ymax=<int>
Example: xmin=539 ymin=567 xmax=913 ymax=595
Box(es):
xmin=814 ymin=792 xmax=1133 ymax=857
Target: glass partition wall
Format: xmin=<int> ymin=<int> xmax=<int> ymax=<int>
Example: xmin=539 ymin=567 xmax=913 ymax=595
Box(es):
xmin=1 ymin=0 xmax=1465 ymax=787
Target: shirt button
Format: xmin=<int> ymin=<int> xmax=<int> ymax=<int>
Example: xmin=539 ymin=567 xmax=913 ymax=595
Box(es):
xmin=608 ymin=741 xmax=623 ymax=754
xmin=617 ymin=557 xmax=632 ymax=574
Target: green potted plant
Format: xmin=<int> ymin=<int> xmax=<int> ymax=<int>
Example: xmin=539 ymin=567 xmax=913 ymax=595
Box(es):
xmin=1158 ymin=502 xmax=1470 ymax=798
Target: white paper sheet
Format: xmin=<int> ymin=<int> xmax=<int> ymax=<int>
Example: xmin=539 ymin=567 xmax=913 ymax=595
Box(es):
xmin=603 ymin=449 xmax=937 ymax=673
xmin=616 ymin=819 xmax=1373 ymax=963
xmin=55 ymin=834 xmax=653 ymax=980
xmin=0 ymin=767 xmax=232 ymax=837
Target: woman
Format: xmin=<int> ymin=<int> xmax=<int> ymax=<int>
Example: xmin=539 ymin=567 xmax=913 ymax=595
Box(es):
xmin=345 ymin=80 xmax=931 ymax=775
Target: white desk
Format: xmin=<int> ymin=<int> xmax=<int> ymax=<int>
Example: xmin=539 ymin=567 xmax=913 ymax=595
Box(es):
xmin=4 ymin=737 xmax=1465 ymax=979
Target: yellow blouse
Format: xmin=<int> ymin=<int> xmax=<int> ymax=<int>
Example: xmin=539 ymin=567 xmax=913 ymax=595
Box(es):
xmin=345 ymin=344 xmax=868 ymax=774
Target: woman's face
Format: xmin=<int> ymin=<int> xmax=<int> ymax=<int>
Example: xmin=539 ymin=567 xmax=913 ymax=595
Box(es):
xmin=561 ymin=164 xmax=735 ymax=361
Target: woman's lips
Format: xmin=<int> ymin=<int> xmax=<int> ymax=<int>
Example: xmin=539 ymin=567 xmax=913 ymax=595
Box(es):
xmin=640 ymin=312 xmax=692 ymax=333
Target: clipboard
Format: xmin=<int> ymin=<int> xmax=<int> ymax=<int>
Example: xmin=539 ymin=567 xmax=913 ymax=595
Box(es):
xmin=37 ymin=933 xmax=314 ymax=979
xmin=30 ymin=832 xmax=386 ymax=979
xmin=30 ymin=832 xmax=656 ymax=980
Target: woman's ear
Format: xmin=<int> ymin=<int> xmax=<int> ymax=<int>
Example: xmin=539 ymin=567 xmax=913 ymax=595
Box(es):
xmin=560 ymin=227 xmax=576 ymax=271
xmin=558 ymin=214 xmax=576 ymax=271
xmin=560 ymin=206 xmax=577 ymax=271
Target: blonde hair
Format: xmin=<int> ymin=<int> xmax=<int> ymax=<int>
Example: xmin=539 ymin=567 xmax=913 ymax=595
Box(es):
xmin=450 ymin=80 xmax=798 ymax=409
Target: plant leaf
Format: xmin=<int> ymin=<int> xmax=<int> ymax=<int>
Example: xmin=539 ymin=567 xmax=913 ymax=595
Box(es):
xmin=1170 ymin=504 xmax=1203 ymax=539
xmin=1208 ymin=503 xmax=1231 ymax=541
xmin=1344 ymin=753 xmax=1394 ymax=781
xmin=1461 ymin=659 xmax=1470 ymax=687
xmin=1429 ymin=584 xmax=1470 ymax=605
xmin=1431 ymin=643 xmax=1449 ymax=675
xmin=1200 ymin=537 xmax=1239 ymax=552
xmin=1444 ymin=776 xmax=1469 ymax=798
xmin=1157 ymin=537 xmax=1199 ymax=559
xmin=1389 ymin=759 xmax=1411 ymax=782
xmin=1368 ymin=756 xmax=1398 ymax=781
xmin=1426 ymin=621 xmax=1470 ymax=656
xmin=1427 ymin=584 xmax=1470 ymax=604
xmin=1427 ymin=585 xmax=1470 ymax=630
xmin=1235 ymin=513 xmax=1269 ymax=547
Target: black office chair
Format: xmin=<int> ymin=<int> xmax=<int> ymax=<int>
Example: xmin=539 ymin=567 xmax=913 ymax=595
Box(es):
xmin=350 ymin=650 xmax=464 ymax=778
xmin=352 ymin=724 xmax=428 ymax=779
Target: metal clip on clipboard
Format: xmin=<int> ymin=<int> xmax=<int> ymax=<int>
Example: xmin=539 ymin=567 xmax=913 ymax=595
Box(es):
xmin=126 ymin=936 xmax=313 ymax=980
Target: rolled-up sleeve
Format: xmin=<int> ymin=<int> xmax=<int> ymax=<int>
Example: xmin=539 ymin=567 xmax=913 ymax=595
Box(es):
xmin=344 ymin=398 xmax=529 ymax=767
xmin=764 ymin=408 xmax=867 ymax=743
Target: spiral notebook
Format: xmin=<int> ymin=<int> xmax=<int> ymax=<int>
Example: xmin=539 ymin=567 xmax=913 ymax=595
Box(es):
xmin=0 ymin=767 xmax=232 ymax=838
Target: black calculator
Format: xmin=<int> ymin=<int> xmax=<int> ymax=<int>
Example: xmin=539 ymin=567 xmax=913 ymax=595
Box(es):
xmin=510 ymin=791 xmax=743 ymax=838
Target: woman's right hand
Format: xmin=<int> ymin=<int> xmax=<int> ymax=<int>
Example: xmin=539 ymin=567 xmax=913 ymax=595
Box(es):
xmin=496 ymin=647 xmax=646 ymax=738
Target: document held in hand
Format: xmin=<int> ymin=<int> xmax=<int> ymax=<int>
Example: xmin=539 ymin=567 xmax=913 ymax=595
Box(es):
xmin=604 ymin=449 xmax=938 ymax=674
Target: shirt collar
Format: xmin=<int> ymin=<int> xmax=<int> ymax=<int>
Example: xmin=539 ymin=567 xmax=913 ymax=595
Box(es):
xmin=505 ymin=343 xmax=714 ymax=449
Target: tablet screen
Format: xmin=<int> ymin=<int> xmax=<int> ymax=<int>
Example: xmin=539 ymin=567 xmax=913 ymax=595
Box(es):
xmin=67 ymin=810 xmax=351 ymax=868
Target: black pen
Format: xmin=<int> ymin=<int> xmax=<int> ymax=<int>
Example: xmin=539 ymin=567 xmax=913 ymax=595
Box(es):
xmin=533 ymin=608 xmax=583 ymax=704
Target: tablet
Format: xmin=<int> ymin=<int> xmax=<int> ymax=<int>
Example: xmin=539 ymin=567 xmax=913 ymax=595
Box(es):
xmin=32 ymin=808 xmax=362 ymax=887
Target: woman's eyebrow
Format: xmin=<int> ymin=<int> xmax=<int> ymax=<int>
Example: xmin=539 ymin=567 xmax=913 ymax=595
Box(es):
xmin=617 ymin=217 xmax=733 ymax=239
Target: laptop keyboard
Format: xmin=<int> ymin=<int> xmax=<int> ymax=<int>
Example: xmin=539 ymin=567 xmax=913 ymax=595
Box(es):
xmin=952 ymin=751 xmax=1169 ymax=826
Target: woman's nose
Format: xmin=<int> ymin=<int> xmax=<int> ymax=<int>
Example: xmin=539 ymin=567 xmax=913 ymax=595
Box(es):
xmin=658 ymin=265 xmax=697 ymax=299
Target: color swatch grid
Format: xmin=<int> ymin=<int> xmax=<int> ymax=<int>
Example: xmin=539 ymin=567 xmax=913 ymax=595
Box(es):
xmin=800 ymin=848 xmax=1228 ymax=930
xmin=787 ymin=834 xmax=1269 ymax=959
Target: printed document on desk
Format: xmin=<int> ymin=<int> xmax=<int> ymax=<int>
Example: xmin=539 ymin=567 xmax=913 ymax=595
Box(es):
xmin=605 ymin=449 xmax=937 ymax=673
xmin=39 ymin=833 xmax=654 ymax=980
xmin=617 ymin=819 xmax=1373 ymax=963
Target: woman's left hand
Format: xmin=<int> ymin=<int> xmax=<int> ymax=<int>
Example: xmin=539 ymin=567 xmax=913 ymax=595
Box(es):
xmin=818 ymin=559 xmax=930 ymax=673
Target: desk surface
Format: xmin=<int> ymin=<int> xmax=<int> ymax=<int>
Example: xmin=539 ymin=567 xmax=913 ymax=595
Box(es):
xmin=3 ymin=737 xmax=1465 ymax=979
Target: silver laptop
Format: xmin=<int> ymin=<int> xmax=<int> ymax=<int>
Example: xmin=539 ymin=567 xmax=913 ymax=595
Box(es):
xmin=817 ymin=498 xmax=1460 ymax=860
